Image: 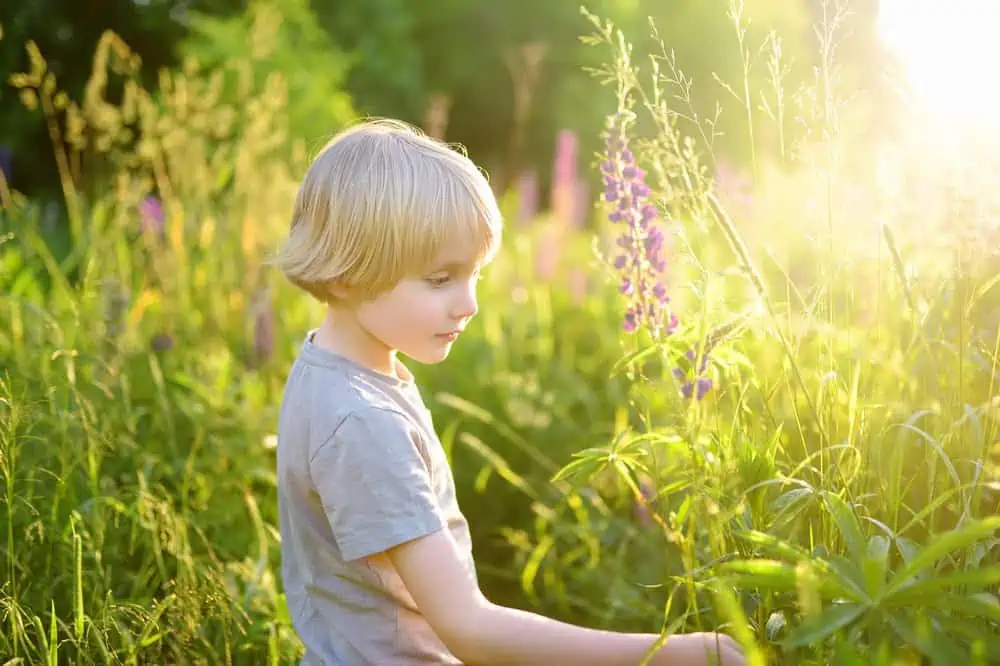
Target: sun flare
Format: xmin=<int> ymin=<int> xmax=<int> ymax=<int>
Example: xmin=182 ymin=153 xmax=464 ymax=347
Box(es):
xmin=877 ymin=1 xmax=1000 ymax=132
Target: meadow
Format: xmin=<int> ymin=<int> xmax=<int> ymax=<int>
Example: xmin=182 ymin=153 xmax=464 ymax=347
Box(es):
xmin=2 ymin=4 xmax=1000 ymax=665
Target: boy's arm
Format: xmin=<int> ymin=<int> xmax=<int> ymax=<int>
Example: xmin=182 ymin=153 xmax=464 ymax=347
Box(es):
xmin=387 ymin=529 xmax=744 ymax=666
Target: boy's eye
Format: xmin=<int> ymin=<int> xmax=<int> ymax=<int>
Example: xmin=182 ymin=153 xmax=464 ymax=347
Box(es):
xmin=425 ymin=269 xmax=481 ymax=287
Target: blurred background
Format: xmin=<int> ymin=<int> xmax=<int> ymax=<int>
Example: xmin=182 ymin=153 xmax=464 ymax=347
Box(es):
xmin=2 ymin=1 xmax=1000 ymax=664
xmin=1 ymin=0 xmax=889 ymax=206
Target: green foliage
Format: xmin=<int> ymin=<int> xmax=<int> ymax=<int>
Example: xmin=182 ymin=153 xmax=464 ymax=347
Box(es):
xmin=3 ymin=0 xmax=839 ymax=205
xmin=1 ymin=25 xmax=311 ymax=661
xmin=310 ymin=0 xmax=425 ymax=122
xmin=0 ymin=0 xmax=245 ymax=197
xmin=180 ymin=0 xmax=356 ymax=148
xmin=479 ymin=5 xmax=1000 ymax=663
xmin=2 ymin=3 xmax=999 ymax=664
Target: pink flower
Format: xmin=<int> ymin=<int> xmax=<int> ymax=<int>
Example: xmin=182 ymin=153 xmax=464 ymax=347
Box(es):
xmin=139 ymin=196 xmax=164 ymax=236
xmin=551 ymin=130 xmax=580 ymax=227
xmin=568 ymin=269 xmax=588 ymax=305
xmin=517 ymin=170 xmax=539 ymax=225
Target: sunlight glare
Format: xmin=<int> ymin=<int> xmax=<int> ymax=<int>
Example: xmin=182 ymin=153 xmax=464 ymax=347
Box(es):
xmin=877 ymin=1 xmax=1000 ymax=132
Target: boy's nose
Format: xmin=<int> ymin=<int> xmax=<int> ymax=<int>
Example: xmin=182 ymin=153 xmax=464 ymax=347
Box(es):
xmin=452 ymin=285 xmax=478 ymax=320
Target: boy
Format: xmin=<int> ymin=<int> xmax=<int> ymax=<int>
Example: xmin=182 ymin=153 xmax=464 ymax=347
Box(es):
xmin=273 ymin=119 xmax=745 ymax=666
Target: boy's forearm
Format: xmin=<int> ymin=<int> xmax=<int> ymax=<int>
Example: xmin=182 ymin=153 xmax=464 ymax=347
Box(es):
xmin=457 ymin=600 xmax=665 ymax=666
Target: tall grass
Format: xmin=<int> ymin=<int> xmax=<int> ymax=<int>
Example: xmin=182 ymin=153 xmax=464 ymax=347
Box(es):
xmin=2 ymin=2 xmax=999 ymax=665
xmin=1 ymin=22 xmax=311 ymax=664
xmin=471 ymin=5 xmax=1000 ymax=665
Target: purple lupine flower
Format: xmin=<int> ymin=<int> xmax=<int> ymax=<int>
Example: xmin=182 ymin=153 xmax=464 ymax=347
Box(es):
xmin=681 ymin=376 xmax=713 ymax=400
xmin=601 ymin=113 xmax=676 ymax=337
xmin=151 ymin=332 xmax=174 ymax=352
xmin=251 ymin=288 xmax=275 ymax=367
xmin=139 ymin=196 xmax=165 ymax=236
xmin=675 ymin=341 xmax=715 ymax=401
xmin=623 ymin=309 xmax=638 ymax=332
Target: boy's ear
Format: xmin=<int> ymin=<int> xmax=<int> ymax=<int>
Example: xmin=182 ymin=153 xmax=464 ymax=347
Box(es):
xmin=327 ymin=281 xmax=350 ymax=301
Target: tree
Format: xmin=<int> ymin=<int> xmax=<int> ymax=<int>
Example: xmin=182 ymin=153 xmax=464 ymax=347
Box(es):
xmin=0 ymin=0 xmax=245 ymax=198
xmin=180 ymin=0 xmax=356 ymax=151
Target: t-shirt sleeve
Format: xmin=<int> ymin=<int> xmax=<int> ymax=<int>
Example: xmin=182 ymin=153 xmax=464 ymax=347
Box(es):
xmin=309 ymin=408 xmax=447 ymax=561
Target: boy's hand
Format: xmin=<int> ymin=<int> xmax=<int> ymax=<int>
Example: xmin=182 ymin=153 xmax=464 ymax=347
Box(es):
xmin=387 ymin=526 xmax=748 ymax=666
xmin=653 ymin=632 xmax=745 ymax=666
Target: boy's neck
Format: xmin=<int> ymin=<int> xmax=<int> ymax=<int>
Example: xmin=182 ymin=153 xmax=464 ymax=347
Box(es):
xmin=314 ymin=308 xmax=407 ymax=381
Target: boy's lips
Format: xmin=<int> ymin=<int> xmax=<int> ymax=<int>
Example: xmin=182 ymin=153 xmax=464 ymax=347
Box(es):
xmin=436 ymin=330 xmax=462 ymax=341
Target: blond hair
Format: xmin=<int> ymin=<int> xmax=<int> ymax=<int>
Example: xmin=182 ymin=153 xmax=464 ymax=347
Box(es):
xmin=272 ymin=118 xmax=503 ymax=303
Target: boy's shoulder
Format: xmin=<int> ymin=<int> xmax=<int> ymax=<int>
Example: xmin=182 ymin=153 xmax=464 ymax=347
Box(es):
xmin=285 ymin=357 xmax=402 ymax=422
xmin=280 ymin=336 xmax=425 ymax=454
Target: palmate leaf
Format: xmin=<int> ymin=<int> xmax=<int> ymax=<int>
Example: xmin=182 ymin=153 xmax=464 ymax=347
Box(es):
xmin=885 ymin=517 xmax=1000 ymax=597
xmin=720 ymin=559 xmax=798 ymax=591
xmin=768 ymin=487 xmax=815 ymax=530
xmin=929 ymin=612 xmax=1000 ymax=661
xmin=862 ymin=536 xmax=890 ymax=597
xmin=822 ymin=492 xmax=867 ymax=565
xmin=783 ymin=602 xmax=866 ymax=648
xmin=887 ymin=611 xmax=966 ymax=665
xmin=886 ymin=565 xmax=1000 ymax=605
xmin=722 ymin=540 xmax=867 ymax=603
xmin=731 ymin=529 xmax=811 ymax=562
xmin=894 ymin=536 xmax=921 ymax=567
xmin=824 ymin=555 xmax=869 ymax=603
xmin=551 ymin=429 xmax=659 ymax=483
xmin=550 ymin=452 xmax=608 ymax=482
xmin=929 ymin=592 xmax=1000 ymax=621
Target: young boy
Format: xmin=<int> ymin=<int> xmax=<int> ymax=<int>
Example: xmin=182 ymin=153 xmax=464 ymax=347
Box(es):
xmin=273 ymin=119 xmax=745 ymax=666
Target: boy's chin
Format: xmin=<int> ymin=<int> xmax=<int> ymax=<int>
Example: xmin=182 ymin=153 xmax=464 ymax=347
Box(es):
xmin=403 ymin=347 xmax=452 ymax=366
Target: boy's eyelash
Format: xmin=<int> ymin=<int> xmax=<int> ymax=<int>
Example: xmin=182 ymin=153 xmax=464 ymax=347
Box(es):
xmin=426 ymin=271 xmax=482 ymax=287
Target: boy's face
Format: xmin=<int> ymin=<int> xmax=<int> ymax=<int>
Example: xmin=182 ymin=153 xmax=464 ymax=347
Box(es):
xmin=351 ymin=247 xmax=483 ymax=368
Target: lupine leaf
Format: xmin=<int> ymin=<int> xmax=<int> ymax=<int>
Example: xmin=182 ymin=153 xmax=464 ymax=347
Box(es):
xmin=783 ymin=602 xmax=866 ymax=648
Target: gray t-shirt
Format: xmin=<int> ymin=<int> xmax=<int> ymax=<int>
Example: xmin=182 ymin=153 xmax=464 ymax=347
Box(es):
xmin=276 ymin=332 xmax=476 ymax=665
